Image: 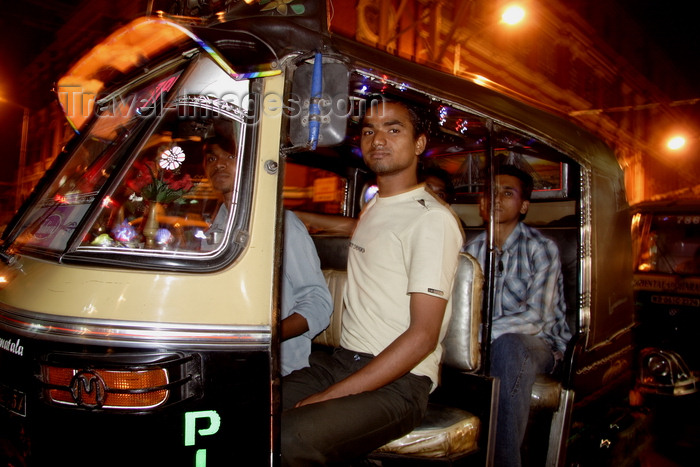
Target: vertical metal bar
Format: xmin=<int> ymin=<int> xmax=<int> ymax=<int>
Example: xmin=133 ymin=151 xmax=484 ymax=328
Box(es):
xmin=15 ymin=107 xmax=29 ymax=211
xmin=308 ymin=52 xmax=323 ymax=150
xmin=482 ymin=119 xmax=496 ymax=375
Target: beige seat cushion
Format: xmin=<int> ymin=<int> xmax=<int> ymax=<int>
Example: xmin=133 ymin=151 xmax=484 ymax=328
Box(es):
xmin=374 ymin=404 xmax=480 ymax=457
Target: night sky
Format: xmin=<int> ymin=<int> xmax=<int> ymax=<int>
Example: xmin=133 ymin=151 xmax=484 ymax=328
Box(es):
xmin=1 ymin=1 xmax=698 ymax=103
xmin=616 ymin=0 xmax=700 ymax=94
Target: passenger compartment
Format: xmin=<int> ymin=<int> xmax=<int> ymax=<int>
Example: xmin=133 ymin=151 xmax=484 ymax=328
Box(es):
xmin=312 ymin=234 xmax=490 ymax=460
xmin=310 ymin=219 xmax=580 ymax=463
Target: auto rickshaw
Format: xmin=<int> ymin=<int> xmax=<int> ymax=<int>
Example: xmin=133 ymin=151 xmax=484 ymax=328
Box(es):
xmin=1 ymin=2 xmax=635 ymax=465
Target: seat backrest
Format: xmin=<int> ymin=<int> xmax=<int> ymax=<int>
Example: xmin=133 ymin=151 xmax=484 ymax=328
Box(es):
xmin=538 ymin=226 xmax=579 ymax=334
xmin=313 ymin=268 xmax=346 ymax=347
xmin=311 ymin=235 xmax=349 ymax=348
xmin=441 ymin=252 xmax=484 ymax=372
xmin=312 ymin=235 xmax=484 ymax=373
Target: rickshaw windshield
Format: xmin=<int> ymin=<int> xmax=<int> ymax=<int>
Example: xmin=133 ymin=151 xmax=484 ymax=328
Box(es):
xmin=633 ymin=212 xmax=700 ymax=275
xmin=8 ymin=64 xmax=187 ymax=254
xmin=9 ymin=53 xmax=252 ymax=263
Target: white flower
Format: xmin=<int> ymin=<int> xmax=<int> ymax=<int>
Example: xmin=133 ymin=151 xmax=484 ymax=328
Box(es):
xmin=159 ymin=145 xmax=186 ymax=170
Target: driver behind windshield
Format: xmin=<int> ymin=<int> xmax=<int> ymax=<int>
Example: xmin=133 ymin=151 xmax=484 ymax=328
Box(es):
xmin=200 ymin=133 xmax=333 ymax=377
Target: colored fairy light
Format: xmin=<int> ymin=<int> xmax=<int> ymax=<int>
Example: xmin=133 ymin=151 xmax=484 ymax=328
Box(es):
xmin=112 ymin=220 xmax=137 ymax=243
xmin=438 ymin=106 xmax=448 ymax=126
xmin=91 ymin=233 xmax=114 ymax=247
xmin=455 ymin=118 xmax=469 ymax=134
xmin=155 ymin=228 xmax=173 ymax=245
xmin=364 ymin=185 xmax=379 ymax=203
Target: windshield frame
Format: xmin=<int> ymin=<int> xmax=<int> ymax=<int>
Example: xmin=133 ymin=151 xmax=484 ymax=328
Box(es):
xmin=3 ymin=55 xmax=262 ymax=273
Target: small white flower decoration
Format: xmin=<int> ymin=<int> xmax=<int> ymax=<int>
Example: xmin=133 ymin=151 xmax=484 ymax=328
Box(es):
xmin=159 ymin=145 xmax=186 ymax=170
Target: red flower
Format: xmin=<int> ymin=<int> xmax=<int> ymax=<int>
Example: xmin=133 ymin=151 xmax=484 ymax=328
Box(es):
xmin=168 ymin=173 xmax=193 ymax=192
xmin=126 ymin=146 xmax=193 ymax=203
xmin=126 ymin=160 xmax=155 ymax=193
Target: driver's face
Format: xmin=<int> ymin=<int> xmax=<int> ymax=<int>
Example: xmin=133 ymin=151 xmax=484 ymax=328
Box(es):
xmin=204 ymin=143 xmax=237 ymax=195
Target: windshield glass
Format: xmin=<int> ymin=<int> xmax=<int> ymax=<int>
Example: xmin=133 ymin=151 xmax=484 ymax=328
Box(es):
xmin=9 ymin=54 xmax=252 ymax=263
xmin=77 ymin=106 xmax=244 ymax=256
xmin=633 ymin=212 xmax=700 ymax=275
xmin=10 ymin=67 xmax=185 ymax=253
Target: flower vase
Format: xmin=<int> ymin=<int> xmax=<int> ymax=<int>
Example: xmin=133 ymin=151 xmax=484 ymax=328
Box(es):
xmin=143 ymin=202 xmax=162 ymax=248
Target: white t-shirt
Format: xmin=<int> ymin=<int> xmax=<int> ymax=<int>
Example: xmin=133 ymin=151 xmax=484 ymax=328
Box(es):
xmin=340 ymin=185 xmax=463 ymax=389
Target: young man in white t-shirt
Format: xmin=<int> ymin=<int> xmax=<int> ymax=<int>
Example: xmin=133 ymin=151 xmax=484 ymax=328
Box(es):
xmin=281 ymin=98 xmax=463 ymax=465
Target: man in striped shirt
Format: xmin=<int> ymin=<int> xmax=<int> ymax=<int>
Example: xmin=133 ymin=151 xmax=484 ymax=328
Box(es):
xmin=464 ymin=164 xmax=571 ymax=467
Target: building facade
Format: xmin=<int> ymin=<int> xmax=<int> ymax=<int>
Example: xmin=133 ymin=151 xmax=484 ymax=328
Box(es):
xmin=4 ymin=0 xmax=698 ymax=222
xmin=330 ymin=0 xmax=698 ymax=204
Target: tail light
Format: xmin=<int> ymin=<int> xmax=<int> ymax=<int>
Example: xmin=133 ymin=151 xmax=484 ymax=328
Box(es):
xmin=38 ymin=352 xmax=200 ymax=411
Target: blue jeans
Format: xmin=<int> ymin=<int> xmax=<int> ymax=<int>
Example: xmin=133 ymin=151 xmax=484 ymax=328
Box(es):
xmin=491 ymin=333 xmax=555 ymax=467
xmin=281 ymin=348 xmax=431 ymax=466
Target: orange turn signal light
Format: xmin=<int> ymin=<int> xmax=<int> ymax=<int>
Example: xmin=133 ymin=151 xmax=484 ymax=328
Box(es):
xmin=42 ymin=365 xmax=169 ymax=409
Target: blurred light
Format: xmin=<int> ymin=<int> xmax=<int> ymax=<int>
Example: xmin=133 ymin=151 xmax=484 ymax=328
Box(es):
xmin=455 ymin=118 xmax=469 ymax=134
xmin=473 ymin=75 xmax=490 ymax=86
xmin=438 ymin=105 xmax=448 ymax=125
xmin=502 ymin=5 xmax=526 ymax=25
xmin=667 ymin=136 xmax=686 ymax=150
xmin=363 ymin=185 xmax=379 ymax=203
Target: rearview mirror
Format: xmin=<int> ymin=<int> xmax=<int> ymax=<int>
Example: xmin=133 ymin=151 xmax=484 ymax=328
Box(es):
xmin=289 ymin=55 xmax=349 ymax=148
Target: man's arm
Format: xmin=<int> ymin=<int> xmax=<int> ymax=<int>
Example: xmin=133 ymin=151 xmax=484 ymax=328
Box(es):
xmin=281 ymin=312 xmax=310 ymax=340
xmin=295 ymin=292 xmax=446 ymax=407
xmin=281 ymin=211 xmax=333 ymax=341
xmin=294 ymin=211 xmax=357 ymax=236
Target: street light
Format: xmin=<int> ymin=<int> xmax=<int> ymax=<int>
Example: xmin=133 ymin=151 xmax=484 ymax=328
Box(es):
xmin=501 ymin=5 xmax=526 ymax=25
xmin=448 ymin=4 xmax=527 ymax=76
xmin=667 ymin=136 xmax=686 ymax=151
xmin=666 ymin=133 xmax=699 ymax=153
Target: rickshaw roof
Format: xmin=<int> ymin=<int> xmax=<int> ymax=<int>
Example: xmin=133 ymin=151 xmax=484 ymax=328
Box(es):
xmin=329 ymin=34 xmax=624 ymax=183
xmin=57 ymin=16 xmax=281 ymax=130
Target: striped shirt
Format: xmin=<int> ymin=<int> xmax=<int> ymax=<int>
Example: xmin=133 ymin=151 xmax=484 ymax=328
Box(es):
xmin=464 ymin=222 xmax=571 ymax=354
